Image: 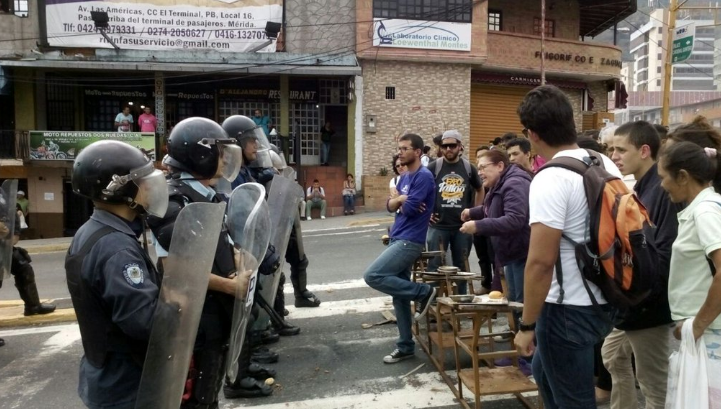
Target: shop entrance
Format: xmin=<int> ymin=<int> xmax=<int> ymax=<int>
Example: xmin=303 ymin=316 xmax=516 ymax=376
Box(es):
xmin=63 ymin=179 xmax=92 ymax=237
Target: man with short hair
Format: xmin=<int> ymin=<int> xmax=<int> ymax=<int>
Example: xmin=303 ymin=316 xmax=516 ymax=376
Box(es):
xmin=364 ymin=133 xmax=436 ymax=364
xmin=16 ymin=191 xmax=28 ymax=217
xmin=475 ymin=146 xmax=489 ymax=163
xmin=305 ymin=179 xmax=327 ymax=220
xmin=114 ymin=107 xmax=133 ymax=132
xmin=426 ymin=130 xmax=483 ymax=294
xmin=138 ymin=107 xmax=157 ymax=133
xmin=505 ymin=138 xmax=533 ymax=172
xmin=603 ymin=120 xmax=675 ymax=409
xmin=501 ymin=132 xmax=517 ymax=145
xmin=514 ymin=85 xmax=620 ymax=408
xmin=489 ymin=137 xmax=503 ymax=150
xmin=253 ymin=109 xmax=271 ymax=136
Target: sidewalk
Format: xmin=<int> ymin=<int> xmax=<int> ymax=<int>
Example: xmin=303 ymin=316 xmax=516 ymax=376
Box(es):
xmin=20 ymin=210 xmax=394 ymax=255
xmin=1 ymin=210 xmax=394 ymax=329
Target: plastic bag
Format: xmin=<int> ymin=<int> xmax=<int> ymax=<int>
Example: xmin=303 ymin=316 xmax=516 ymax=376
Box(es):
xmin=666 ymin=319 xmax=709 ymax=409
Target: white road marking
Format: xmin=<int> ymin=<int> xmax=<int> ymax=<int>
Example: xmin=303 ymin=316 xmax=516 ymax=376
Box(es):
xmin=283 ymin=278 xmax=369 ymax=294
xmin=0 ymin=323 xmax=79 ymax=337
xmin=39 ymin=325 xmax=81 ymax=356
xmin=302 ymin=224 xmax=381 ymax=234
xmin=286 ymin=296 xmax=393 ymax=320
xmin=304 ymin=228 xmax=385 ymax=238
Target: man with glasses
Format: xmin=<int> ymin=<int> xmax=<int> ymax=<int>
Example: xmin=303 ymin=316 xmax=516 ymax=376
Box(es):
xmin=364 ymin=133 xmax=436 ymax=364
xmin=426 ymin=130 xmax=483 ymax=293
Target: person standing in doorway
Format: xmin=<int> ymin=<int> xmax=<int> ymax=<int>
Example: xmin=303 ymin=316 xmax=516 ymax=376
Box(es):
xmin=320 ymin=121 xmax=335 ymax=166
xmin=16 ymin=190 xmax=29 ymax=219
xmin=253 ymin=109 xmax=271 ymax=136
xmin=114 ymin=107 xmax=133 ymax=132
xmin=138 ymin=107 xmax=157 ymax=134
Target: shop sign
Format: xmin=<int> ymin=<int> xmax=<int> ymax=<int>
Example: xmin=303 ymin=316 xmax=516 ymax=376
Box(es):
xmin=85 ymin=89 xmax=150 ymax=98
xmin=219 ymin=88 xmax=318 ymax=102
xmin=44 ymin=0 xmax=281 ymax=53
xmin=373 ymin=19 xmax=471 ymax=52
xmin=29 ymin=131 xmax=156 ymax=161
xmin=167 ymin=92 xmax=214 ymax=100
xmin=533 ymin=51 xmax=622 ymax=68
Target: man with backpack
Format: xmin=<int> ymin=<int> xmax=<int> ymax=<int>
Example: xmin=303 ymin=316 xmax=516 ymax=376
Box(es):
xmin=514 ymin=85 xmax=624 ymax=408
xmin=425 ymin=130 xmax=483 ymax=294
xmin=603 ymin=121 xmax=677 ymax=409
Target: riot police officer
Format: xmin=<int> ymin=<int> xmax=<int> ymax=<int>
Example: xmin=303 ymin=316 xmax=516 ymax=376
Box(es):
xmin=66 ymin=140 xmax=168 ymax=409
xmin=147 ymin=117 xmax=273 ymax=405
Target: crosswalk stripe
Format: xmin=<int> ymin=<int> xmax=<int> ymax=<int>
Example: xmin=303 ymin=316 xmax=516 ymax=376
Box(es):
xmin=283 ymin=278 xmax=369 ymax=294
xmin=285 ymin=296 xmax=393 ymax=320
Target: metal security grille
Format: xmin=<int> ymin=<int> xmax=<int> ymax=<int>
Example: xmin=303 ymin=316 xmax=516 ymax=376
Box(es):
xmin=290 ymin=103 xmax=321 ymax=164
xmin=46 ymin=78 xmax=76 ymax=131
xmin=85 ymin=99 xmax=118 ymax=132
xmin=166 ymin=100 xmax=214 ymax=132
xmin=373 ymin=0 xmax=473 ymax=23
xmin=319 ymin=79 xmax=348 ymax=105
xmin=385 ymin=86 xmax=396 ymax=100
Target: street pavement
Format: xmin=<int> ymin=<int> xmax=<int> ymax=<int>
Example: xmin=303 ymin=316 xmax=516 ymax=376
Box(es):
xmin=0 ymin=212 xmax=651 ymax=408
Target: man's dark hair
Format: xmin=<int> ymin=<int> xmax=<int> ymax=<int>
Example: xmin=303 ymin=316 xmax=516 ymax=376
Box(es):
xmin=577 ymin=136 xmax=604 ymax=152
xmin=517 ymin=85 xmax=577 ymax=147
xmin=432 ymin=134 xmax=443 ymax=147
xmin=614 ymin=120 xmax=661 ymax=160
xmin=654 ymin=124 xmax=669 ymax=141
xmin=505 ymin=138 xmax=531 ymax=154
xmin=475 ymin=145 xmax=489 ymax=153
xmin=501 ymin=132 xmax=517 ymax=143
xmin=583 ymin=129 xmax=600 ymax=141
xmin=313 ymin=179 xmax=319 ymax=183
xmin=422 ymin=146 xmax=431 ymax=154
xmin=492 ymin=137 xmax=502 ymax=145
xmin=399 ymin=133 xmax=424 ymax=150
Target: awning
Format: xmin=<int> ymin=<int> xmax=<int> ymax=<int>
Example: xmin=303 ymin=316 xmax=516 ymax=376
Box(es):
xmin=579 ymin=0 xmax=637 ymax=38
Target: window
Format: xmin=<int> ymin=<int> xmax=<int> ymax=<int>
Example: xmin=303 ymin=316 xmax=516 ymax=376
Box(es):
xmin=533 ymin=18 xmax=555 ymax=38
xmin=658 ymin=53 xmax=663 ymax=60
xmin=0 ymin=0 xmax=28 ymax=16
xmin=319 ymin=79 xmax=348 ymax=105
xmin=373 ymin=0 xmax=473 ymax=23
xmin=658 ymin=27 xmax=663 ymax=34
xmin=47 ymin=78 xmax=75 ymax=131
xmin=657 ymin=66 xmax=662 ymax=74
xmin=656 ymin=79 xmax=661 ymax=86
xmin=657 ymin=40 xmax=662 ymax=47
xmin=488 ymin=10 xmax=501 ymax=31
xmin=385 ymin=86 xmax=396 ymax=100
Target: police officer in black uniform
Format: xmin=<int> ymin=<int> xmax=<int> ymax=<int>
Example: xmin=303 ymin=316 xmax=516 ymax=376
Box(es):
xmin=65 ymin=140 xmax=168 ymax=409
xmin=147 ymin=117 xmax=273 ymax=406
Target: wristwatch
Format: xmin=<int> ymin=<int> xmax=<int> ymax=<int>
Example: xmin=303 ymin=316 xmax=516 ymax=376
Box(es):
xmin=518 ymin=319 xmax=536 ymax=332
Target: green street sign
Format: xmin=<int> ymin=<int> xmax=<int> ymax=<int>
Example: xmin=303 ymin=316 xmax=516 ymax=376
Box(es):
xmin=672 ymin=22 xmax=695 ymax=64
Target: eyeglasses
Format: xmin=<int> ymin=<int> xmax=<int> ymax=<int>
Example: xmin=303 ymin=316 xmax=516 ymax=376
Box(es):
xmin=397 ymin=146 xmax=414 ymax=152
xmin=441 ymin=143 xmax=459 ymax=150
xmin=478 ymin=162 xmax=497 ymax=171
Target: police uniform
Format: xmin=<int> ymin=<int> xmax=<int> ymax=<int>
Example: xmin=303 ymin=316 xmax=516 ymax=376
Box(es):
xmin=66 ymin=209 xmax=160 ymax=409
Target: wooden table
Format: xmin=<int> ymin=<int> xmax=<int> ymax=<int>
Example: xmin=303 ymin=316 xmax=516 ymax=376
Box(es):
xmin=432 ymin=297 xmax=541 ymax=409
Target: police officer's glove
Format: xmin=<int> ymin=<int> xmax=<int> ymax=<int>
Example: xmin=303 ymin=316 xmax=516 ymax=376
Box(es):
xmin=258 ymin=244 xmax=281 ymax=276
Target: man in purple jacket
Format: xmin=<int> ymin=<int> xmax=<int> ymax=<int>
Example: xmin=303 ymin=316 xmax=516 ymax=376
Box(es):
xmin=364 ymin=133 xmax=437 ymax=364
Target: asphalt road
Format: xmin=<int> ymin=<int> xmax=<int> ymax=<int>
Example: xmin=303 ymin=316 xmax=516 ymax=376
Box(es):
xmin=0 ymin=222 xmax=653 ymax=408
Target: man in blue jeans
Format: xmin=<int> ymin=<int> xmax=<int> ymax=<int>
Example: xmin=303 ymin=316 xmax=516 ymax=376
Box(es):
xmin=364 ymin=133 xmax=437 ymax=364
xmin=514 ymin=85 xmax=617 ymax=408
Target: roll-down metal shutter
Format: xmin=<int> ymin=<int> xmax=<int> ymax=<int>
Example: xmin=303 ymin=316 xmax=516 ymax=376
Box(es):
xmin=470 ymin=84 xmax=531 ymax=150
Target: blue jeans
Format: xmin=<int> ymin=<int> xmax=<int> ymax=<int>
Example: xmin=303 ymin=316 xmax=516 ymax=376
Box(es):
xmin=343 ymin=195 xmax=355 ymax=212
xmin=364 ymin=239 xmax=431 ymax=354
xmin=504 ymin=259 xmax=526 ymax=327
xmin=426 ymin=227 xmax=472 ymax=294
xmin=321 ymin=142 xmax=331 ymax=164
xmin=533 ymin=303 xmax=613 ymax=409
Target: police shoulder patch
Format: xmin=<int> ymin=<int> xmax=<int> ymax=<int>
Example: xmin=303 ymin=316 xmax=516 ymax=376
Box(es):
xmin=122 ymin=263 xmax=145 ymax=287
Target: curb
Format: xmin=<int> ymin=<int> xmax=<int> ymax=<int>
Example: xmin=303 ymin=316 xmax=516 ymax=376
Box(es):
xmin=0 ymin=307 xmax=77 ymax=328
xmin=25 ymin=244 xmax=71 ymax=255
xmin=347 ymin=217 xmax=394 ymax=227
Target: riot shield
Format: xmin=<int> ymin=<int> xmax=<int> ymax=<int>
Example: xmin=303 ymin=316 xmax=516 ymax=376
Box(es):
xmin=0 ymin=180 xmax=18 ymax=280
xmin=225 ymin=182 xmax=271 ymax=384
xmin=253 ymin=175 xmax=304 ymax=330
xmin=134 ymin=202 xmax=226 ymax=409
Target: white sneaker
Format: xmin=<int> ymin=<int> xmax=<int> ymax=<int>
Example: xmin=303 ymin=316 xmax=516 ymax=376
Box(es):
xmin=321 ymin=216 xmax=326 ymax=219
xmin=306 ymin=217 xmax=312 ymax=221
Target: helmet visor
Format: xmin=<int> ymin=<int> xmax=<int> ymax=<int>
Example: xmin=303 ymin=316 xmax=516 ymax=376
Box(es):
xmin=269 ymin=150 xmax=286 ymax=170
xmin=217 ymin=143 xmax=242 ymax=182
xmin=132 ymin=168 xmax=169 ymax=218
xmin=240 ymin=127 xmax=271 ymax=150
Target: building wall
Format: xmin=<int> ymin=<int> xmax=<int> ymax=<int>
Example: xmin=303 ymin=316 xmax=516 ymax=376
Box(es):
xmin=360 ymin=60 xmax=471 ymax=176
xmin=285 ymin=0 xmax=355 ymax=54
xmin=0 ymin=0 xmax=39 ymax=55
xmin=25 ymin=166 xmax=67 ymax=239
xmin=487 ymin=0 xmax=580 ymax=41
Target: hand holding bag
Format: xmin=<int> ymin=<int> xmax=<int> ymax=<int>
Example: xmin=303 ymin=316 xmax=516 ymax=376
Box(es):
xmin=666 ymin=319 xmax=709 ymax=409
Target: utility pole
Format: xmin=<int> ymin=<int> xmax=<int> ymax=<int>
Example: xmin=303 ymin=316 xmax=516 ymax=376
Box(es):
xmin=661 ymin=0 xmax=679 ymax=126
xmin=540 ymin=0 xmax=546 ymax=85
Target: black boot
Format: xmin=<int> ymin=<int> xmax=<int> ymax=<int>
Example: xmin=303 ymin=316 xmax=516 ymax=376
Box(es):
xmin=251 ymin=346 xmax=279 ymax=364
xmin=14 ymin=261 xmax=55 ymax=316
xmin=223 ymin=377 xmax=273 ymax=399
xmin=0 ymin=338 xmax=5 ymax=347
xmin=247 ymin=363 xmax=276 ymax=381
xmin=292 ymin=259 xmax=321 ymax=307
xmin=294 ymin=290 xmax=321 ymax=308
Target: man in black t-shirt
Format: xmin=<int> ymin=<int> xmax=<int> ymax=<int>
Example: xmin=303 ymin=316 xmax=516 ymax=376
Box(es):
xmin=426 ymin=130 xmax=483 ymax=294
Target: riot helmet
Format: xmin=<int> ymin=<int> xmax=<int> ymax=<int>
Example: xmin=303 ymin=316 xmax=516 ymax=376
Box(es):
xmin=268 ymin=143 xmax=287 ymax=170
xmin=221 ymin=115 xmax=273 ymax=169
xmin=72 ymin=140 xmax=168 ymax=217
xmin=165 ymin=117 xmax=242 ymax=181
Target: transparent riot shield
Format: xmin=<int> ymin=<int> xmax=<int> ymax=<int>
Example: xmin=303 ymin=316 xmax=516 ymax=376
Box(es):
xmin=134 ymin=202 xmax=226 ymax=409
xmin=225 ymin=182 xmax=271 ymax=384
xmin=0 ymin=180 xmax=18 ymax=280
xmin=253 ymin=175 xmax=303 ymax=329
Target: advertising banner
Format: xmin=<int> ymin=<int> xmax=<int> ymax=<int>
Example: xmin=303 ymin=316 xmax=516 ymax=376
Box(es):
xmin=373 ymin=18 xmax=472 ymax=52
xmin=44 ymin=0 xmax=281 ymax=53
xmin=29 ymin=131 xmax=156 ymax=160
